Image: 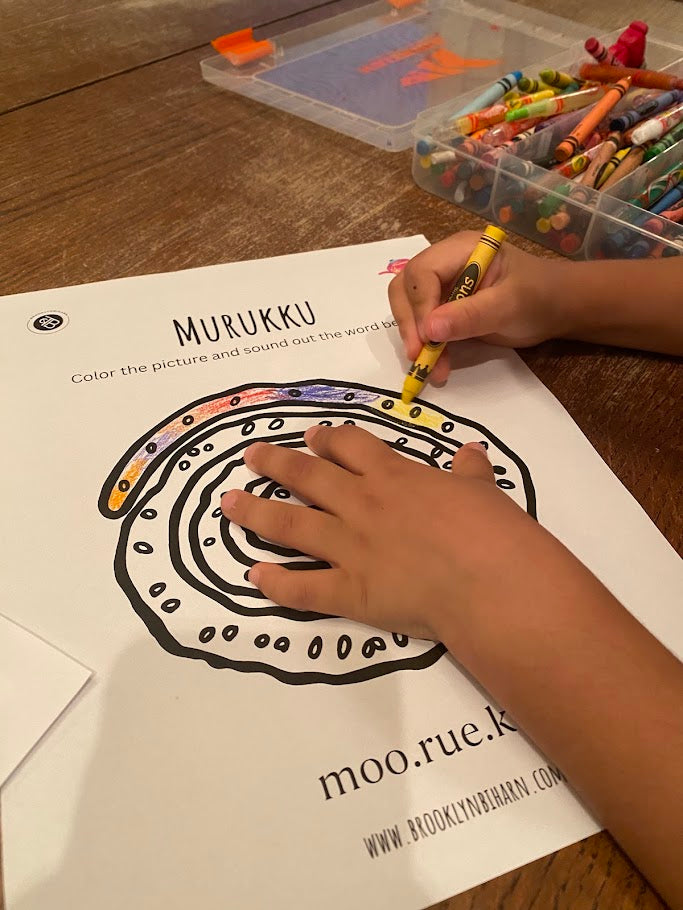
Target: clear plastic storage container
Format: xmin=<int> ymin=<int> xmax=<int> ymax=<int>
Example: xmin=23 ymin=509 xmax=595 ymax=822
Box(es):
xmin=412 ymin=27 xmax=683 ymax=258
xmin=201 ymin=0 xmax=588 ymax=151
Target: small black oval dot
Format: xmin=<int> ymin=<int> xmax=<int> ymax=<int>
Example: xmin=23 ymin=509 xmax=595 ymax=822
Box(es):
xmin=188 ymin=447 xmax=200 ymax=457
xmin=149 ymin=582 xmax=166 ymax=598
xmin=230 ymin=396 xmax=241 ymax=407
xmin=146 ymin=442 xmax=157 ymax=454
xmin=203 ymin=443 xmax=214 ymax=452
xmin=441 ymin=421 xmax=454 ymax=433
xmin=222 ymin=625 xmax=239 ymax=642
xmin=396 ymin=436 xmax=408 ymax=446
xmin=241 ymin=422 xmax=255 ymax=436
xmin=343 ymin=392 xmax=354 ymax=401
xmin=337 ymin=635 xmax=352 ymax=660
xmin=274 ymin=636 xmax=290 ymax=653
xmin=133 ymin=541 xmax=153 ymax=554
xmin=344 ymin=419 xmax=356 ymax=426
xmin=410 ymin=406 xmax=422 ymax=419
xmin=275 ymin=489 xmax=290 ymax=499
xmin=478 ymin=440 xmax=489 ymax=450
xmin=212 ymin=507 xmax=222 ymax=518
xmin=268 ymin=418 xmax=284 ymax=431
xmin=318 ymin=420 xmax=333 ymax=426
xmin=161 ymin=598 xmax=180 ymax=613
xmin=381 ymin=399 xmax=394 ymax=410
xmin=141 ymin=508 xmax=157 ymax=520
xmin=493 ymin=465 xmax=507 ymax=475
xmin=203 ymin=537 xmax=216 ymax=547
xmin=199 ymin=626 xmax=215 ymax=643
xmin=431 ymin=446 xmax=443 ymax=458
xmin=179 ymin=460 xmax=190 ymax=471
xmin=392 ymin=633 xmax=409 ymax=648
xmin=182 ymin=415 xmax=194 ymax=426
xmin=243 ymin=570 xmax=251 ymax=581
xmin=288 ymin=389 xmax=302 ymax=397
xmin=308 ymin=636 xmax=323 ymax=659
xmin=443 ymin=460 xmax=452 ymax=470
xmin=255 ymin=634 xmax=270 ymax=649
xmin=362 ymin=636 xmax=387 ymax=658
xmin=497 ymin=478 xmax=516 ymax=490
xmin=118 ymin=479 xmax=130 ymax=493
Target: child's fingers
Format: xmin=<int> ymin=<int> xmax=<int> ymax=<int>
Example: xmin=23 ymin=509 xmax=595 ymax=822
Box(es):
xmin=249 ymin=563 xmax=352 ymax=617
xmin=221 ymin=491 xmax=342 ymax=561
xmin=428 ymin=286 xmax=504 ymax=343
xmin=400 ymin=252 xmax=451 ymax=344
xmin=388 ymin=275 xmax=422 ymax=360
xmin=304 ymin=424 xmax=391 ymax=475
xmin=429 ymin=349 xmax=451 ymax=385
xmin=451 ymin=442 xmax=495 ymax=481
xmin=243 ymin=441 xmax=350 ymax=512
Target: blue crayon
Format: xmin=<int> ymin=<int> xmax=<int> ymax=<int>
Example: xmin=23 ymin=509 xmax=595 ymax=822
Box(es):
xmin=416 ymin=138 xmax=434 ymax=156
xmin=449 ymin=71 xmax=522 ymax=120
xmin=610 ymin=89 xmax=683 ymax=132
xmin=650 ymin=183 xmax=683 ymax=214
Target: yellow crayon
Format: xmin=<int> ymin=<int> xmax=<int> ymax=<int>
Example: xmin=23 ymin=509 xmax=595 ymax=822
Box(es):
xmin=539 ymin=68 xmax=578 ymax=89
xmin=595 ymin=147 xmax=630 ymax=189
xmin=401 ymin=225 xmax=506 ymax=404
xmin=508 ymin=88 xmax=556 ymax=109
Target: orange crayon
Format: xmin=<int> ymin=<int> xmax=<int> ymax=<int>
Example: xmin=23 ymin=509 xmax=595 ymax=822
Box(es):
xmin=579 ymin=63 xmax=683 ymax=92
xmin=555 ymin=77 xmax=630 ymax=161
xmin=451 ymin=103 xmax=508 ymax=135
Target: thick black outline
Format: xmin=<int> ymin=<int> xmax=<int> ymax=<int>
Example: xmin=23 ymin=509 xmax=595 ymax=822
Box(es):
xmin=100 ymin=379 xmax=536 ymax=685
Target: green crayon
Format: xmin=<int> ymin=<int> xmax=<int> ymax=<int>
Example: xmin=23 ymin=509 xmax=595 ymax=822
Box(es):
xmin=538 ymin=183 xmax=571 ymax=217
xmin=540 ymin=68 xmax=578 ymax=89
xmin=517 ymin=76 xmax=555 ymax=93
xmin=643 ymin=120 xmax=683 ymax=161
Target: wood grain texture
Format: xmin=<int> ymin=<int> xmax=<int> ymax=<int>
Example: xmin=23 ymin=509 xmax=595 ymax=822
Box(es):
xmin=0 ymin=13 xmax=680 ymax=910
xmin=0 ymin=0 xmax=369 ymax=112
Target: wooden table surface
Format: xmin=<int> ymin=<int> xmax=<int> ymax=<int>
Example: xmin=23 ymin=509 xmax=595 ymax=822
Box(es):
xmin=1 ymin=1 xmax=681 ymax=908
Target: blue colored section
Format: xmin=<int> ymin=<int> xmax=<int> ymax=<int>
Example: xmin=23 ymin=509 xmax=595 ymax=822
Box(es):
xmin=257 ymin=20 xmax=433 ymax=127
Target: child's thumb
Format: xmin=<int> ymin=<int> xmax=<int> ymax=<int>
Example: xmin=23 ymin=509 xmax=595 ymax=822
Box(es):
xmin=427 ymin=287 xmax=501 ymax=342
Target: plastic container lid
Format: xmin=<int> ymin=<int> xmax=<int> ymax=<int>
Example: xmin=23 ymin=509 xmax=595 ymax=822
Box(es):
xmin=201 ymin=0 xmax=589 ymax=150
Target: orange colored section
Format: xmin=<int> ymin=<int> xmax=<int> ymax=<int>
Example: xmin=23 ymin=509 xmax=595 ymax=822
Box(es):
xmin=388 ymin=0 xmax=422 ymax=7
xmin=358 ymin=33 xmax=443 ymax=73
xmin=401 ymin=51 xmax=499 ymax=86
xmin=212 ymin=27 xmax=274 ymax=65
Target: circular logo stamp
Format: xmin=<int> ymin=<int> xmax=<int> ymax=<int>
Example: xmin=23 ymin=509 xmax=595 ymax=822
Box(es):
xmin=28 ymin=311 xmax=69 ymax=334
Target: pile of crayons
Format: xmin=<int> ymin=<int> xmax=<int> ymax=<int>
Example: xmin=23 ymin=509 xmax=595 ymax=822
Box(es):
xmin=415 ymin=21 xmax=683 ymax=259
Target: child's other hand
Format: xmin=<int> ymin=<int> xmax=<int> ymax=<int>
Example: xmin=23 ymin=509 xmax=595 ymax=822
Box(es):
xmin=390 ymin=232 xmax=568 ymax=385
xmin=221 ymin=425 xmax=551 ymax=648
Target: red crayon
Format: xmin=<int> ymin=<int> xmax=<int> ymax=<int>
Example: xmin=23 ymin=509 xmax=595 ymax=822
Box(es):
xmin=609 ymin=21 xmax=648 ymax=68
xmin=579 ymin=63 xmax=683 ymax=92
xmin=585 ymin=37 xmax=620 ymax=66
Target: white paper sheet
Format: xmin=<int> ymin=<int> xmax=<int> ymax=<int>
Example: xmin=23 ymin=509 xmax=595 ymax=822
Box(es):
xmin=1 ymin=237 xmax=681 ymax=910
xmin=0 ymin=614 xmax=91 ymax=787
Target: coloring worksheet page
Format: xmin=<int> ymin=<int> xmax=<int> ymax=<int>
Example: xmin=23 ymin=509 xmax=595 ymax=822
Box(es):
xmin=1 ymin=237 xmax=681 ymax=910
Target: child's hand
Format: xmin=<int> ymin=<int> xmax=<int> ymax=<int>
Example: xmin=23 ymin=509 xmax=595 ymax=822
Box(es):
xmin=390 ymin=232 xmax=568 ymax=384
xmin=221 ymin=425 xmax=552 ymax=647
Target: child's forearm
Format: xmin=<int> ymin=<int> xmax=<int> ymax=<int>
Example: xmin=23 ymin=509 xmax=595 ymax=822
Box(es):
xmin=554 ymin=257 xmax=683 ymax=355
xmin=443 ymin=528 xmax=683 ymax=908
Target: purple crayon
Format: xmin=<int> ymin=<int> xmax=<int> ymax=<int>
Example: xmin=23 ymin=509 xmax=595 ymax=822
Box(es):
xmin=611 ymin=89 xmax=683 ymax=132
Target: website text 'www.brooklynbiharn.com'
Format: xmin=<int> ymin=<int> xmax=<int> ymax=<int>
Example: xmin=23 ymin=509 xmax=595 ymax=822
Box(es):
xmin=315 ymin=702 xmax=568 ymax=857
